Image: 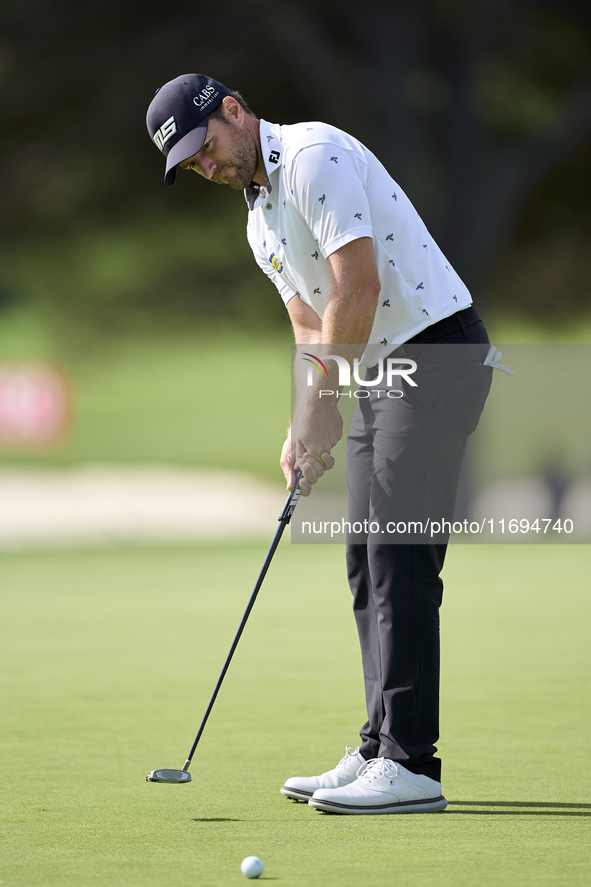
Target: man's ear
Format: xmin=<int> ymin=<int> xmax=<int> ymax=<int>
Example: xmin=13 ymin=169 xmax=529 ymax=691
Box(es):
xmin=220 ymin=96 xmax=242 ymax=122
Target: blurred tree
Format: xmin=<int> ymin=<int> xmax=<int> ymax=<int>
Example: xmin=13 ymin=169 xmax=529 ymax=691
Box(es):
xmin=259 ymin=0 xmax=591 ymax=297
xmin=0 ymin=0 xmax=590 ymax=329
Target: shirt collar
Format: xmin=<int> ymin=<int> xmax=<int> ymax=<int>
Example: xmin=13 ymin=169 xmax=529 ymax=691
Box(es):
xmin=244 ymin=119 xmax=283 ymax=211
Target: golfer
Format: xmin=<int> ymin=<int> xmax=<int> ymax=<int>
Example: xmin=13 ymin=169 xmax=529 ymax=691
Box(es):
xmin=146 ymin=74 xmax=492 ymax=814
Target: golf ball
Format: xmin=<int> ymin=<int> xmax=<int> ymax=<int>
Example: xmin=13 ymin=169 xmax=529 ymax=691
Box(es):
xmin=241 ymin=856 xmax=264 ymax=879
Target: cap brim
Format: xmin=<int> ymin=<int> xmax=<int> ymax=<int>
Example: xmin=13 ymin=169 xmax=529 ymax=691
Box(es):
xmin=164 ymin=121 xmax=209 ymax=186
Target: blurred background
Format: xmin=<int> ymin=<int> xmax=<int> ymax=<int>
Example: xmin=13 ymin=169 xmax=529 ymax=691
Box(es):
xmin=1 ymin=0 xmax=590 ymax=545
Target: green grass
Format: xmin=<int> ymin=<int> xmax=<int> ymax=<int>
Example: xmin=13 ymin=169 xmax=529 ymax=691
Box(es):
xmin=0 ymin=311 xmax=292 ymax=481
xmin=1 ymin=306 xmax=591 ymax=480
xmin=1 ymin=543 xmax=590 ymax=886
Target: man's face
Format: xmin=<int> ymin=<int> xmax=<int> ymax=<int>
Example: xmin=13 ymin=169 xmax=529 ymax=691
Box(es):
xmin=179 ymin=114 xmax=258 ymax=190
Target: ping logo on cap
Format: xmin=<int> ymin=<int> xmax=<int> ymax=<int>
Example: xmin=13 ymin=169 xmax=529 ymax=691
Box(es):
xmin=153 ymin=116 xmax=177 ymax=152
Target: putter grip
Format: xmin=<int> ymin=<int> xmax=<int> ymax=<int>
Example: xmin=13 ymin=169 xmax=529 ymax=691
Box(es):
xmin=279 ymin=470 xmax=303 ymax=524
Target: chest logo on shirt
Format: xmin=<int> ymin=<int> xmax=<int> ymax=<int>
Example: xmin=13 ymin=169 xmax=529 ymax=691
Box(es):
xmin=268 ymin=150 xmax=280 ymax=164
xmin=270 ymin=253 xmax=283 ymax=273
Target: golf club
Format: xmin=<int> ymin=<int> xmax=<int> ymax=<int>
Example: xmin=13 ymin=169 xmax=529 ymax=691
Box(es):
xmin=147 ymin=470 xmax=304 ymax=784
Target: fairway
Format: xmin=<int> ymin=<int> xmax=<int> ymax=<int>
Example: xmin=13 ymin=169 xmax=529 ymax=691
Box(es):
xmin=1 ymin=542 xmax=589 ymax=886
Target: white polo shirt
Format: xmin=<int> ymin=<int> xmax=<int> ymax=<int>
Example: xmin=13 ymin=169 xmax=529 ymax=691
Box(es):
xmin=245 ymin=120 xmax=472 ymax=366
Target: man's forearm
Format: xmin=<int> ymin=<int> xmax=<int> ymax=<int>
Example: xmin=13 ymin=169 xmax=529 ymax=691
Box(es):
xmin=320 ymin=280 xmax=379 ymax=351
xmin=286 ymin=237 xmax=381 ymax=492
xmin=302 ymin=280 xmax=380 ymax=403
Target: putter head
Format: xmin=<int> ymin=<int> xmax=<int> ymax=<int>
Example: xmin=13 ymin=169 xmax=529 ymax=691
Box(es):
xmin=146 ymin=768 xmax=192 ymax=784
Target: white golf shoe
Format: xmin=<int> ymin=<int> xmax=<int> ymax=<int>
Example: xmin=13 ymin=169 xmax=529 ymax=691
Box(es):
xmin=280 ymin=746 xmax=367 ymax=801
xmin=308 ymin=757 xmax=448 ymax=814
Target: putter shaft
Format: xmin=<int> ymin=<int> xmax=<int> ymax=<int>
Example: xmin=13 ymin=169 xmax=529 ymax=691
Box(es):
xmin=182 ymin=471 xmax=303 ymax=772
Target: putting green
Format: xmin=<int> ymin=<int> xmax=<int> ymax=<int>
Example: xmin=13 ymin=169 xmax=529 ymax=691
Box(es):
xmin=0 ymin=543 xmax=589 ymax=886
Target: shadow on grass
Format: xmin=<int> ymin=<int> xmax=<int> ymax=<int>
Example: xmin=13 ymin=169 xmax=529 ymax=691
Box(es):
xmin=447 ymin=800 xmax=591 ymax=816
xmin=192 ymin=817 xmax=245 ymax=822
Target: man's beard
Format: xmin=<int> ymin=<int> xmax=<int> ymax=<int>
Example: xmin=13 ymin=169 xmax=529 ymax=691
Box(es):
xmin=211 ymin=132 xmax=259 ymax=190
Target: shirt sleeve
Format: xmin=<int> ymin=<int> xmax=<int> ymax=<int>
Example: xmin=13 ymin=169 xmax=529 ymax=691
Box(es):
xmin=286 ymin=143 xmax=374 ymax=259
xmin=246 ymin=222 xmax=298 ymax=306
xmin=266 ymin=268 xmax=298 ymax=306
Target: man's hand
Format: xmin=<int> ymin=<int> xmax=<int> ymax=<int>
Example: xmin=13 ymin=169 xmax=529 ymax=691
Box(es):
xmin=292 ymin=402 xmax=341 ymax=496
xmin=280 ymin=432 xmax=296 ymax=491
xmin=280 ymin=404 xmax=340 ymax=496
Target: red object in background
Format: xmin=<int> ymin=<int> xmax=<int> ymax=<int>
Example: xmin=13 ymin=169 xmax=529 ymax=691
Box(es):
xmin=0 ymin=362 xmax=71 ymax=446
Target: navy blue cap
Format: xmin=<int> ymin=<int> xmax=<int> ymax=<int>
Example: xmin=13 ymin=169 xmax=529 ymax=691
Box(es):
xmin=146 ymin=74 xmax=232 ymax=186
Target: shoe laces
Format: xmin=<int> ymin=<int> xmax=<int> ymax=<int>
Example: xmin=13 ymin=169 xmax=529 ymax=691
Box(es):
xmin=357 ymin=757 xmax=399 ymax=783
xmin=335 ymin=745 xmax=361 ymax=774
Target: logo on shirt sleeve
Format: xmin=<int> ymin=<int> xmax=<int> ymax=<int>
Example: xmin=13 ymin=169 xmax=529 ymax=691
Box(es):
xmin=269 ymin=253 xmax=283 ymax=273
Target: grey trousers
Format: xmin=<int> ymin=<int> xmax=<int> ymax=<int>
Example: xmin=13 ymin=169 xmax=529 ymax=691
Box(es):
xmin=345 ymin=321 xmax=492 ymax=781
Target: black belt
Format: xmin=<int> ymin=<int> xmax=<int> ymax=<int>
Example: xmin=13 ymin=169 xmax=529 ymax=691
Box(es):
xmin=405 ymin=306 xmax=482 ymax=345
